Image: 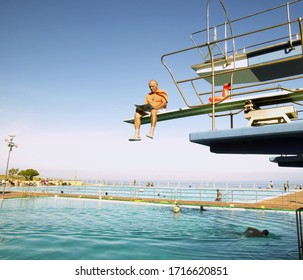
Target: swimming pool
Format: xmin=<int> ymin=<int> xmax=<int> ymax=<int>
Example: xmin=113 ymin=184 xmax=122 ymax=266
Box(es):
xmin=0 ymin=197 xmax=298 ymax=260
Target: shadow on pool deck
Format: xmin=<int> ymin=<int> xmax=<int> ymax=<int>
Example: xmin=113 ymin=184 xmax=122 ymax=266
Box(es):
xmin=1 ymin=190 xmax=303 ymax=211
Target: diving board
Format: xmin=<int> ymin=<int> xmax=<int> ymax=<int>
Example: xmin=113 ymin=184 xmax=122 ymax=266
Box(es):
xmin=124 ymin=89 xmax=303 ymax=125
xmin=189 ymin=120 xmax=303 ymax=155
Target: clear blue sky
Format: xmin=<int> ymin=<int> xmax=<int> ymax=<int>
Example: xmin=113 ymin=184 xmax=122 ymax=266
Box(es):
xmin=0 ymin=0 xmax=302 ymax=183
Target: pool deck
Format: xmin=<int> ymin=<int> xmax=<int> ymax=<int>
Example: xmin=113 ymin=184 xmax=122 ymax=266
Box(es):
xmin=1 ymin=190 xmax=303 ymax=211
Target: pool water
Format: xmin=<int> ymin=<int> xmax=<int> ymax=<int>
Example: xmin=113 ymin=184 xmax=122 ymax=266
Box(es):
xmin=0 ymin=197 xmax=298 ymax=260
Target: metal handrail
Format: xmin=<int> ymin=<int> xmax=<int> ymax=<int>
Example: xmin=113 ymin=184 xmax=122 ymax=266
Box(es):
xmin=164 ymin=19 xmax=302 ymax=82
xmin=190 ymin=0 xmax=301 ymax=51
xmin=198 ymin=83 xmax=303 ymax=103
xmin=162 ymin=18 xmax=303 ymax=95
xmin=296 ymin=207 xmax=303 ymax=259
xmin=161 ymin=0 xmax=303 ymax=130
xmin=2 ymin=185 xmax=291 ymax=203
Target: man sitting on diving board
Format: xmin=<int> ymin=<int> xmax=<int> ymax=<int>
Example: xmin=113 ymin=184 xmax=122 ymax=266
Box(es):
xmin=129 ymin=80 xmax=168 ymax=141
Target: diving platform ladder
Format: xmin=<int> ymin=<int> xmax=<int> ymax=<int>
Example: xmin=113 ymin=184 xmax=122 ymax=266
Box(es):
xmin=296 ymin=207 xmax=303 ymax=259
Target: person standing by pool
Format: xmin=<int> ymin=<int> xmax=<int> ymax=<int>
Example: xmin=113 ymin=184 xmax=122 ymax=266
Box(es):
xmin=215 ymin=189 xmax=222 ymax=201
xmin=129 ymin=80 xmax=168 ymax=141
xmin=244 ymin=227 xmax=269 ymax=237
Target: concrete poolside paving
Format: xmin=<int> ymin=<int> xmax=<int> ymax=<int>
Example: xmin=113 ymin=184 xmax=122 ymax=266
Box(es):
xmin=1 ymin=189 xmax=303 ymax=211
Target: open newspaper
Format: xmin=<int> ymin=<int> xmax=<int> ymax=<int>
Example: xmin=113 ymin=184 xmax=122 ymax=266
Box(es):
xmin=135 ymin=103 xmax=153 ymax=112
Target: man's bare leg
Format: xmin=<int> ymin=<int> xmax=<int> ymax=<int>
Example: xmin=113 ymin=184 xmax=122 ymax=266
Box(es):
xmin=147 ymin=109 xmax=158 ymax=139
xmin=134 ymin=111 xmax=142 ymax=138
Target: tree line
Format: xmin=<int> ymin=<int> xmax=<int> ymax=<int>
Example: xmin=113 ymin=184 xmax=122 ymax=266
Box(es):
xmin=8 ymin=168 xmax=40 ymax=181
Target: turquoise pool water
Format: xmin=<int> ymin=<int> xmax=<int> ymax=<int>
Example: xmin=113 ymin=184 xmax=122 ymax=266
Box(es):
xmin=0 ymin=197 xmax=298 ymax=260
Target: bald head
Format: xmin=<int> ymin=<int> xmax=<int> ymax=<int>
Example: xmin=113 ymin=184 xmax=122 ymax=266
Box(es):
xmin=148 ymin=80 xmax=158 ymax=93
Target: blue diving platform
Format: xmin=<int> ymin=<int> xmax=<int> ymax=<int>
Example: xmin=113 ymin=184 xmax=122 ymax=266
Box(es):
xmin=270 ymin=155 xmax=303 ymax=167
xmin=189 ymin=120 xmax=303 ymax=154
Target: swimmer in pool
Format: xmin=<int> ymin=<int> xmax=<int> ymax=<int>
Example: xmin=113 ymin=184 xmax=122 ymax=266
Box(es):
xmin=173 ymin=205 xmax=180 ymax=213
xmin=244 ymin=227 xmax=269 ymax=237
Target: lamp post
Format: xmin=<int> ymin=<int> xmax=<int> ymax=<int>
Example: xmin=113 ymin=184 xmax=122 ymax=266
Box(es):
xmin=2 ymin=135 xmax=18 ymax=194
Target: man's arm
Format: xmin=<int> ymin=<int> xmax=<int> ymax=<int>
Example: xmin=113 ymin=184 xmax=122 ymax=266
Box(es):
xmin=154 ymin=99 xmax=167 ymax=110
